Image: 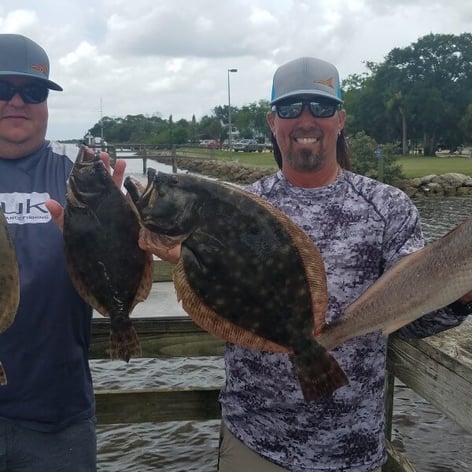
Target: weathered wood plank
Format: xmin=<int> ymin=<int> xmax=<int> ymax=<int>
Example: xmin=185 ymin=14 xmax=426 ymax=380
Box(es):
xmin=382 ymin=441 xmax=417 ymax=472
xmin=90 ymin=316 xmax=224 ymax=358
xmin=152 ymin=259 xmax=174 ymax=282
xmin=388 ymin=333 xmax=472 ymax=434
xmin=95 ymin=387 xmax=221 ymax=424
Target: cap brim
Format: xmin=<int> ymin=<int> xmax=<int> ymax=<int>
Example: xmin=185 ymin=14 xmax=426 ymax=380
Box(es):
xmin=0 ymin=71 xmax=63 ymax=91
xmin=271 ymin=90 xmax=343 ymax=105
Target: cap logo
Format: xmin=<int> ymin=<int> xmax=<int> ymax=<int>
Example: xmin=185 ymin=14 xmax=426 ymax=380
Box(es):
xmin=31 ymin=64 xmax=48 ymax=76
xmin=314 ymin=77 xmax=335 ymax=89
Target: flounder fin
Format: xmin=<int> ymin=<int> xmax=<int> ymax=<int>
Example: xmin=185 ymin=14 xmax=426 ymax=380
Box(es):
xmin=291 ymin=342 xmax=349 ymax=401
xmin=131 ymin=251 xmax=154 ymax=307
xmin=0 ymin=362 xmax=7 ymax=386
xmin=173 ymin=260 xmax=290 ymax=353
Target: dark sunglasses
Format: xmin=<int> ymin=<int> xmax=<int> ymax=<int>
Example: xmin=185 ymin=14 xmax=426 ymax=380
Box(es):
xmin=272 ymin=99 xmax=341 ymax=119
xmin=0 ymin=81 xmax=49 ymax=104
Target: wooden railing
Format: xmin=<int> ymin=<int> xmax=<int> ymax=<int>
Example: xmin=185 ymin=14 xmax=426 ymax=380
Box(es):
xmin=91 ymin=260 xmax=472 ymax=472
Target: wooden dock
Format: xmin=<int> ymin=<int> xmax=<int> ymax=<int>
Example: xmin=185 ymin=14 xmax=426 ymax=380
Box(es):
xmin=90 ymin=260 xmax=472 ymax=471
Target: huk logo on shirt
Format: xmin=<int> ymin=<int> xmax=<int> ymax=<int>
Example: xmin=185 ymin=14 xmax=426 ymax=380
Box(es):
xmin=0 ymin=192 xmax=52 ymax=225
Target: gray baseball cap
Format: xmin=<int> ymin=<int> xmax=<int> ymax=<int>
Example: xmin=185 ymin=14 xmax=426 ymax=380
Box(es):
xmin=0 ymin=34 xmax=62 ymax=91
xmin=270 ymin=57 xmax=342 ymax=105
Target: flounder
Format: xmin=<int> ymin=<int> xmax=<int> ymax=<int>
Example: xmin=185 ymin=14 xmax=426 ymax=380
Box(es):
xmin=124 ymin=170 xmax=348 ymax=401
xmin=0 ymin=207 xmax=20 ymax=385
xmin=63 ymin=147 xmax=153 ymax=361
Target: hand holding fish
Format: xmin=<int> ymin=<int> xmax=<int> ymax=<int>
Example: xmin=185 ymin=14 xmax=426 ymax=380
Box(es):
xmin=45 ymin=149 xmax=127 ymax=230
xmin=458 ymin=291 xmax=472 ymax=304
xmin=138 ymin=227 xmax=181 ymax=264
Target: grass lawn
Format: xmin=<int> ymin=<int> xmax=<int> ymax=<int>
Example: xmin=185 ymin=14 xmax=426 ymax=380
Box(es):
xmin=180 ymin=148 xmax=472 ymax=179
xmin=397 ymin=156 xmax=472 ymax=179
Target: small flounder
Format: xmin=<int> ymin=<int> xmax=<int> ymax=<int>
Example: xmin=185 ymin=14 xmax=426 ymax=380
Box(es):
xmin=63 ymin=147 xmax=153 ymax=361
xmin=124 ymin=170 xmax=348 ymax=401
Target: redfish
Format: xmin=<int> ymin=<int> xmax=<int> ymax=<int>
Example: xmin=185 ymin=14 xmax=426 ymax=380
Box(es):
xmin=319 ymin=218 xmax=472 ymax=350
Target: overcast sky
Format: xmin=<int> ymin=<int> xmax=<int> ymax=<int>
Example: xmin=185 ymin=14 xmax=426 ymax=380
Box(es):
xmin=1 ymin=0 xmax=470 ymax=141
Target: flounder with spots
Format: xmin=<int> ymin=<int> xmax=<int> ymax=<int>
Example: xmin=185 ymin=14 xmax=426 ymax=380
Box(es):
xmin=0 ymin=207 xmax=20 ymax=384
xmin=124 ymin=170 xmax=348 ymax=401
xmin=63 ymin=147 xmax=153 ymax=361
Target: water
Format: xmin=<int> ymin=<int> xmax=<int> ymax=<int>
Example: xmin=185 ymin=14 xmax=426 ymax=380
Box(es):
xmin=94 ymin=157 xmax=472 ymax=471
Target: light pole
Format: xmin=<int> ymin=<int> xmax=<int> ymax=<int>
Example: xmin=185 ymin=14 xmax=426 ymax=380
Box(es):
xmin=227 ymin=68 xmax=237 ymax=151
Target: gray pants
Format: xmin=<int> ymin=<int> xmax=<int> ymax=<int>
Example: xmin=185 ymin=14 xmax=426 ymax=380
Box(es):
xmin=217 ymin=423 xmax=382 ymax=472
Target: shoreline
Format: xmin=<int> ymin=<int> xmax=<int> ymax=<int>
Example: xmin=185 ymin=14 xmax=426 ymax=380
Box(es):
xmin=150 ymin=156 xmax=472 ymax=197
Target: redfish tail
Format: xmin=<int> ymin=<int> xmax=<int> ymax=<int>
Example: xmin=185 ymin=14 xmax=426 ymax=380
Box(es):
xmin=108 ymin=325 xmax=142 ymax=362
xmin=291 ymin=341 xmax=349 ymax=401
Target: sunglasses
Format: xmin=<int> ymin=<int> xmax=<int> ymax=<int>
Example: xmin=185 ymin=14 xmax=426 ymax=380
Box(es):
xmin=0 ymin=81 xmax=49 ymax=104
xmin=272 ymin=99 xmax=341 ymax=119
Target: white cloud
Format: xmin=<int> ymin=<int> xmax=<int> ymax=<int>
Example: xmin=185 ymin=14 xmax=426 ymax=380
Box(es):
xmin=0 ymin=0 xmax=470 ymax=140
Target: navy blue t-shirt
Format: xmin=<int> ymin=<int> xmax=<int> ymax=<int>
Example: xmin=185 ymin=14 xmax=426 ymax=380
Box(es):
xmin=0 ymin=141 xmax=94 ymax=432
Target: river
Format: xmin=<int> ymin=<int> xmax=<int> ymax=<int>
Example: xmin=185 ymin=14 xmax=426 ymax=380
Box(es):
xmin=93 ymin=155 xmax=471 ymax=471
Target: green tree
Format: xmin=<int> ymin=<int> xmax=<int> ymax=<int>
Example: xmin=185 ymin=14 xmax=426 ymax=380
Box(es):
xmin=344 ymin=33 xmax=472 ymax=155
xmin=349 ymin=131 xmax=404 ymax=184
xmin=197 ymin=115 xmax=222 ymax=141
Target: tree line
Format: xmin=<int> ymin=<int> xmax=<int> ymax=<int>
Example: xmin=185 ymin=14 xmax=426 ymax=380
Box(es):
xmin=87 ymin=33 xmax=472 ymax=157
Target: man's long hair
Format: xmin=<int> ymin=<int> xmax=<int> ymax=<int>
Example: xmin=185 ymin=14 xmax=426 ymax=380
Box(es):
xmin=270 ymin=130 xmax=352 ymax=170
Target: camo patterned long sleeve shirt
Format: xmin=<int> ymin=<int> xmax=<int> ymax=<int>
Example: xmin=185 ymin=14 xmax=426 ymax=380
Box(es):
xmin=219 ymin=169 xmax=469 ymax=471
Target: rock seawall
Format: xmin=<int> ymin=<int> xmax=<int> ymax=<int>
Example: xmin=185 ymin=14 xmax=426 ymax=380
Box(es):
xmin=395 ymin=173 xmax=472 ymax=197
xmin=151 ymin=157 xmax=472 ymax=196
xmin=150 ymin=156 xmax=273 ymax=184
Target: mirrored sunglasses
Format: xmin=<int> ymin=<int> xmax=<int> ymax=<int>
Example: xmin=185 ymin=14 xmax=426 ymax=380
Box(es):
xmin=0 ymin=81 xmax=49 ymax=104
xmin=272 ymin=99 xmax=341 ymax=119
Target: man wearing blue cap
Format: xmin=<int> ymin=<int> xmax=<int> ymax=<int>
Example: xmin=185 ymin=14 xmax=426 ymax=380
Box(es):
xmin=137 ymin=57 xmax=471 ymax=470
xmin=0 ymin=34 xmax=120 ymax=471
xmin=213 ymin=57 xmax=471 ymax=471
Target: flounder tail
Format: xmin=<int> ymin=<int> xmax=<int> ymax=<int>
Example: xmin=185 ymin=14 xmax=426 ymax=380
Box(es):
xmin=108 ymin=318 xmax=142 ymax=362
xmin=291 ymin=341 xmax=349 ymax=401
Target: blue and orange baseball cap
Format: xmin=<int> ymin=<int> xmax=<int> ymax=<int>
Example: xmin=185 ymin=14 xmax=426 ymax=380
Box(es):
xmin=0 ymin=34 xmax=62 ymax=91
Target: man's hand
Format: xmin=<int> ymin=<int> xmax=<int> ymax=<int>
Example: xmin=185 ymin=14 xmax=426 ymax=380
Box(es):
xmin=138 ymin=228 xmax=181 ymax=264
xmin=458 ymin=291 xmax=472 ymax=304
xmin=100 ymin=151 xmax=126 ymax=188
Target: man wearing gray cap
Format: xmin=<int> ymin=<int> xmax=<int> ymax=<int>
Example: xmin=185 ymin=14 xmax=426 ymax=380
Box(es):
xmin=213 ymin=57 xmax=471 ymax=471
xmin=0 ymin=34 xmax=101 ymax=471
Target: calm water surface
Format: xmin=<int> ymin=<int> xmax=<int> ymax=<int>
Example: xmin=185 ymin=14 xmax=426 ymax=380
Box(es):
xmin=94 ymin=158 xmax=471 ymax=471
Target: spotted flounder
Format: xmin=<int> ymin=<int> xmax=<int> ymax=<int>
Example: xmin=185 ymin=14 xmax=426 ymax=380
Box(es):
xmin=0 ymin=207 xmax=20 ymax=385
xmin=124 ymin=170 xmax=348 ymax=401
xmin=63 ymin=146 xmax=153 ymax=361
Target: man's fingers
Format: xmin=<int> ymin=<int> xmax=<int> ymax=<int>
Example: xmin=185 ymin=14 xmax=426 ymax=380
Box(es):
xmin=45 ymin=199 xmax=64 ymax=231
xmin=112 ymin=159 xmax=126 ymax=188
xmin=97 ymin=152 xmax=126 ymax=189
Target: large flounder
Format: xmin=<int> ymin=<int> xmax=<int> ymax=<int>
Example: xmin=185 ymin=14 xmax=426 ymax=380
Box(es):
xmin=63 ymin=146 xmax=153 ymax=361
xmin=0 ymin=207 xmax=20 ymax=385
xmin=124 ymin=170 xmax=348 ymax=401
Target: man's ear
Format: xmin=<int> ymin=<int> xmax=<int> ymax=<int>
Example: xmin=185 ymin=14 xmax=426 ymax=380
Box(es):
xmin=266 ymin=111 xmax=276 ymax=134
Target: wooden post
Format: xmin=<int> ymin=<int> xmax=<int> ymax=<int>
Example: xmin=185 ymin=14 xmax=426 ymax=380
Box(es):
xmin=384 ymin=363 xmax=395 ymax=441
xmin=172 ymin=145 xmax=177 ymax=173
xmin=142 ymin=145 xmax=147 ymax=174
